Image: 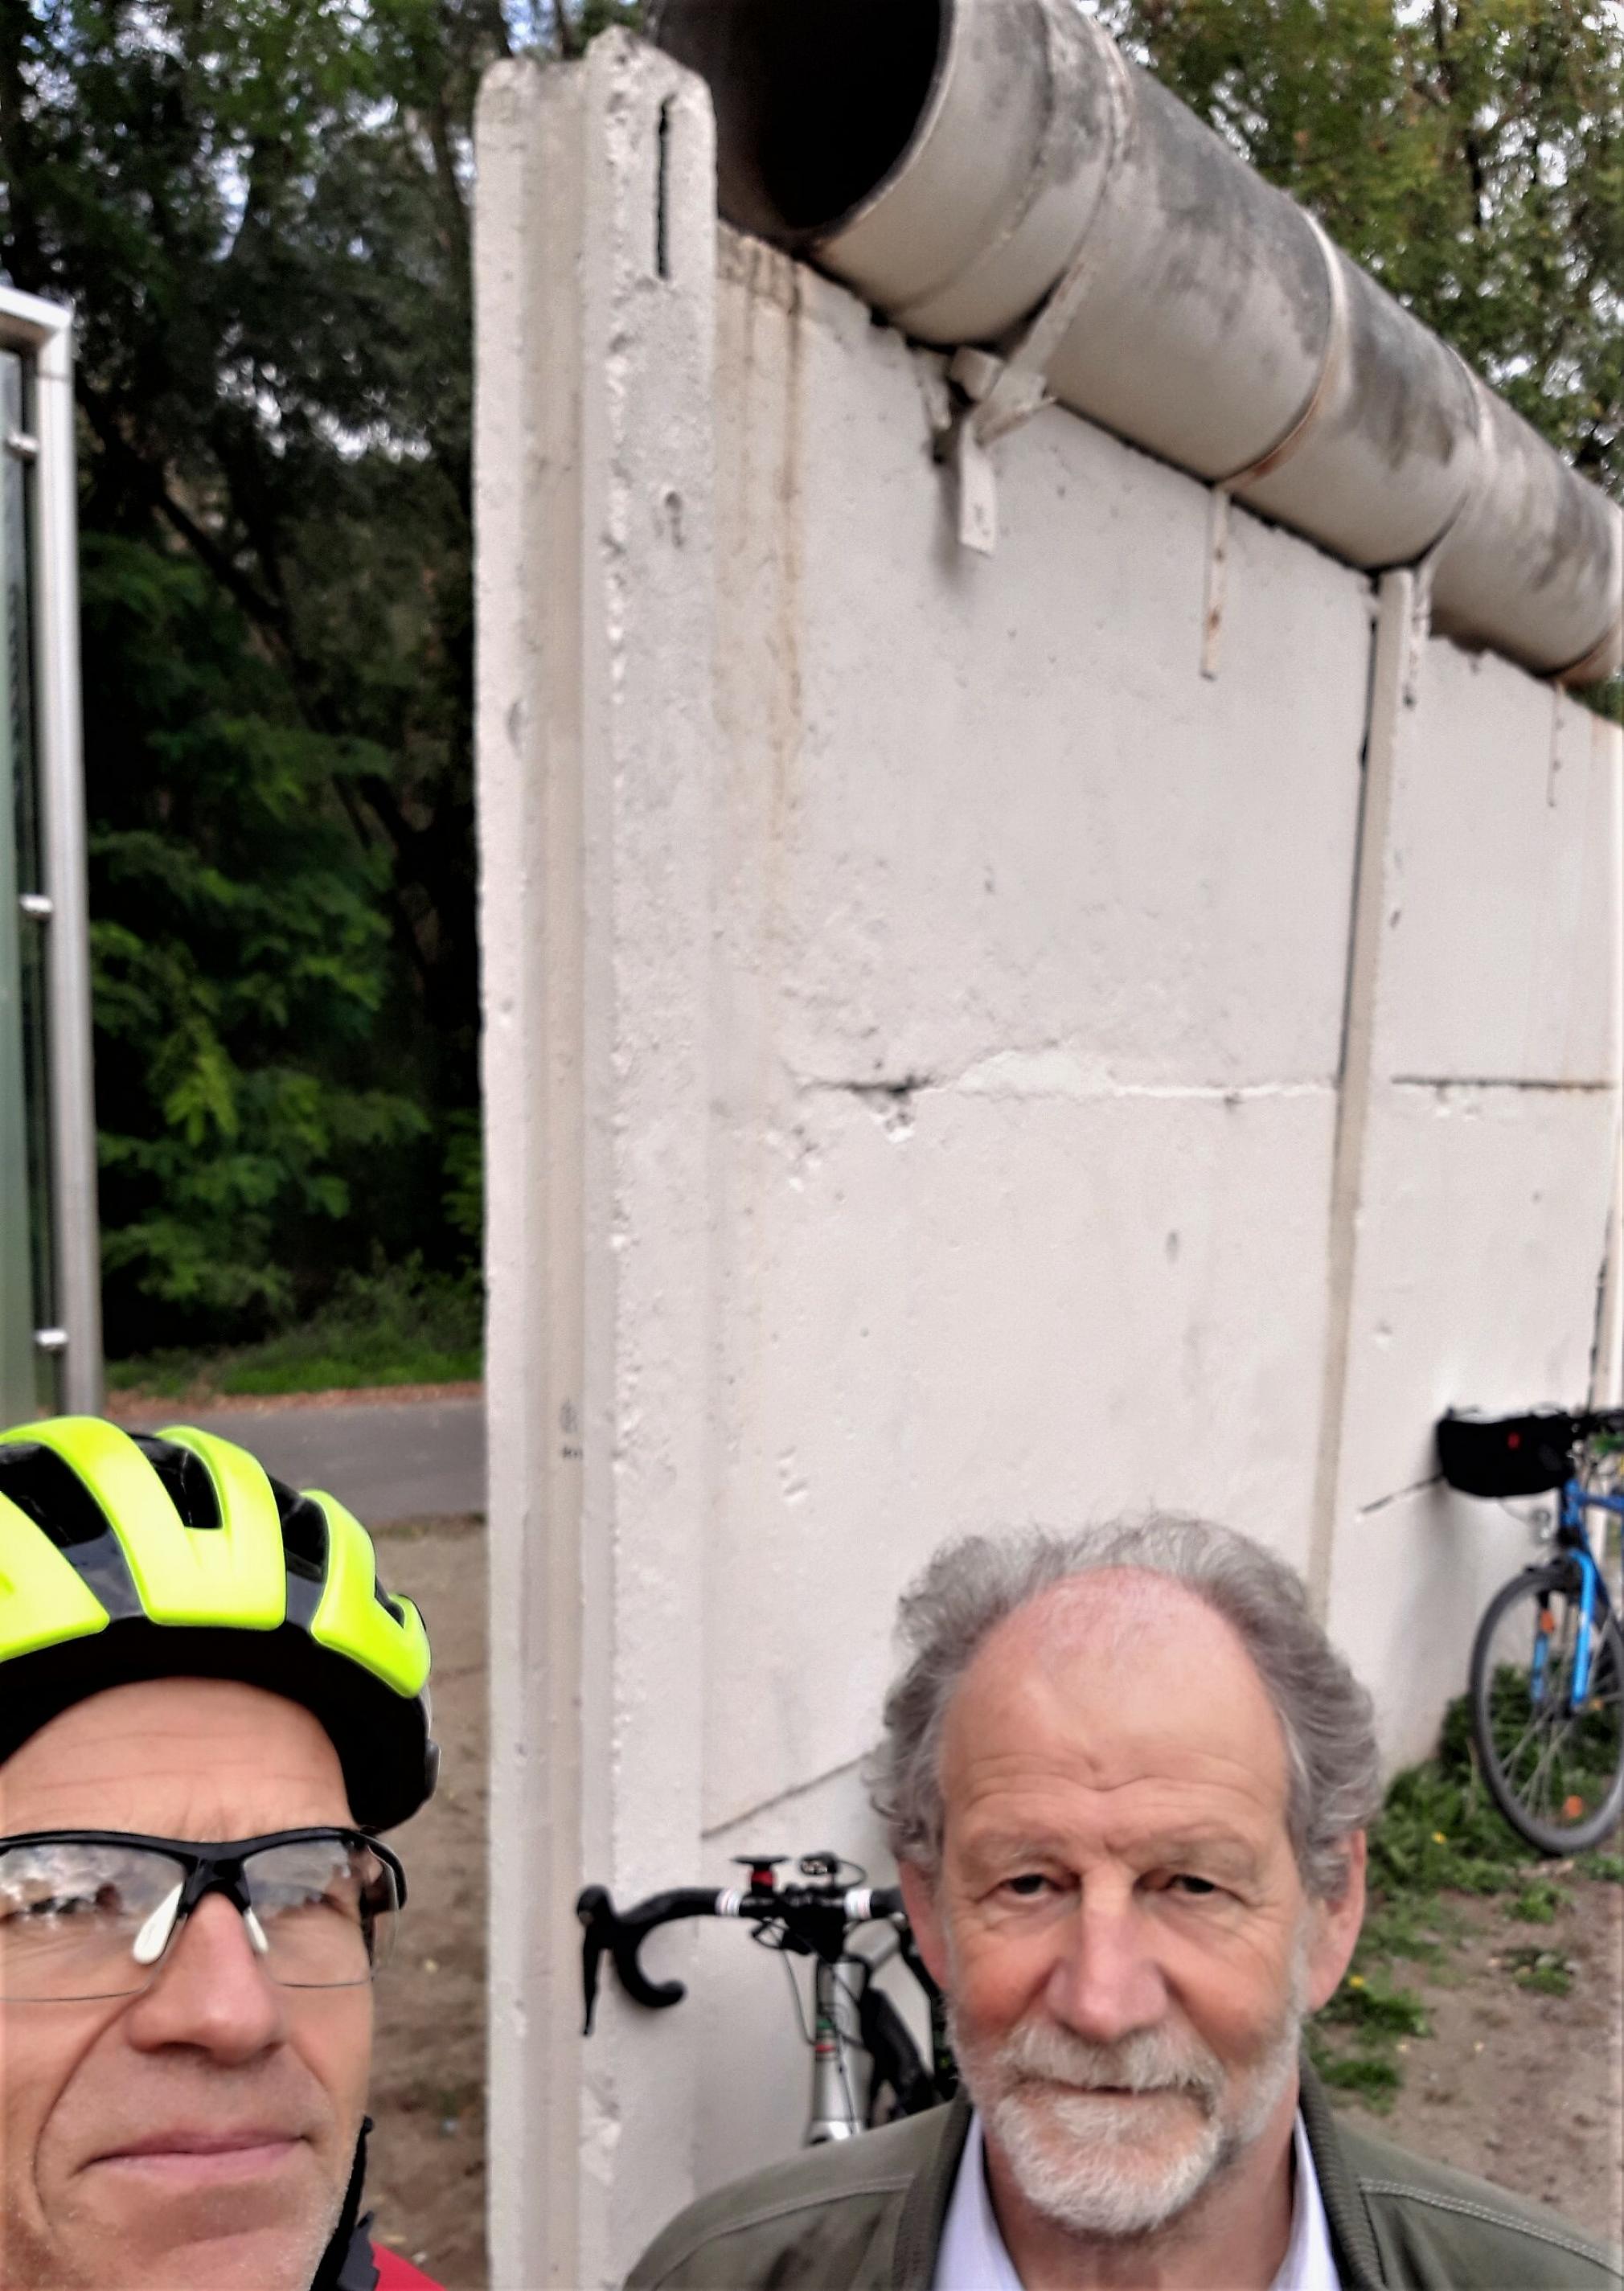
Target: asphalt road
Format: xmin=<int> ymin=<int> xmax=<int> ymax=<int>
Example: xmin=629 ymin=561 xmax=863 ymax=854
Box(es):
xmin=120 ymin=1396 xmax=485 ymax=1523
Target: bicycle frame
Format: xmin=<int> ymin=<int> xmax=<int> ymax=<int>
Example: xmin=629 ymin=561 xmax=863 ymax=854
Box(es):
xmin=806 ymin=1957 xmax=863 ymax=2142
xmin=576 ymin=1858 xmax=954 ymax=2146
xmin=1557 ymin=1477 xmax=1624 ymax=1706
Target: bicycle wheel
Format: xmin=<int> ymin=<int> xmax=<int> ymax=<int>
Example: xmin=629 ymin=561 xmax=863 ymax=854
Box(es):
xmin=1470 ymin=1563 xmax=1624 ymax=1855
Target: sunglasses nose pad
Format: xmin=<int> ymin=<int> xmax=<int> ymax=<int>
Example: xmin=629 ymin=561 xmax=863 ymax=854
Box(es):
xmin=243 ymin=1904 xmax=271 ymax=1956
xmin=132 ymin=1882 xmax=183 ymax=1968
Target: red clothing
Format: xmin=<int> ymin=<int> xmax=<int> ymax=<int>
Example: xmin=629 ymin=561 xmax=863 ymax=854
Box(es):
xmin=371 ymin=2246 xmax=445 ymax=2291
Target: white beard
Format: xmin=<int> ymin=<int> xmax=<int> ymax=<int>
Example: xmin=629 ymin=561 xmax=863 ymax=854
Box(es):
xmin=953 ymin=1957 xmax=1306 ymax=2242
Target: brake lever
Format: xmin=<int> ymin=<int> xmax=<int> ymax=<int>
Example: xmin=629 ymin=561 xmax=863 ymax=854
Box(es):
xmin=575 ymin=1885 xmax=694 ymax=2027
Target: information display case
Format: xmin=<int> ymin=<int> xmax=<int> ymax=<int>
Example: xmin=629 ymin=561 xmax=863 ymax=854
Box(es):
xmin=1 ymin=285 xmax=100 ymax=1423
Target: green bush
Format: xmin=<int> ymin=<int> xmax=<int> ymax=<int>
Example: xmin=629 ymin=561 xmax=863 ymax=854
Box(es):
xmin=108 ymin=1254 xmax=481 ymax=1397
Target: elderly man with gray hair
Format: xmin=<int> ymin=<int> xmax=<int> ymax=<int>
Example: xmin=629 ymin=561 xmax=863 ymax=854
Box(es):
xmin=630 ymin=1519 xmax=1621 ymax=2291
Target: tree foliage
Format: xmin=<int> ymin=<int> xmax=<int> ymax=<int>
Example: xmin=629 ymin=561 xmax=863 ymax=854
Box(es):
xmin=2 ymin=0 xmax=486 ymax=1346
xmin=2 ymin=0 xmax=646 ymax=1349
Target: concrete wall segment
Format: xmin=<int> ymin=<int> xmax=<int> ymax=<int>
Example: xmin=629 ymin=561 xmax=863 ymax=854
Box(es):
xmin=475 ymin=36 xmax=718 ymax=2288
xmin=477 ymin=42 xmax=1623 ymax=2281
xmin=474 ymin=56 xmax=588 ymax=2291
xmin=1373 ymin=658 xmax=1618 ymax=1088
xmin=1335 ymin=1080 xmax=1619 ymax=1514
xmin=709 ymin=239 xmax=1372 ymax=1096
xmin=1324 ymin=1479 xmax=1537 ymax=1772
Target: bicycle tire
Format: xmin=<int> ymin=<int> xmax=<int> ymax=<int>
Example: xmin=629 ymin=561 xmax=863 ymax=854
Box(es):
xmin=1470 ymin=1562 xmax=1624 ymax=1854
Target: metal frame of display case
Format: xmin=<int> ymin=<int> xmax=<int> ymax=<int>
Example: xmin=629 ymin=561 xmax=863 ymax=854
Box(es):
xmin=2 ymin=283 xmax=101 ymax=1419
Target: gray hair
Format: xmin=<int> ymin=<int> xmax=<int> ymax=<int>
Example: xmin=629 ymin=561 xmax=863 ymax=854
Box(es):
xmin=870 ymin=1518 xmax=1380 ymax=1901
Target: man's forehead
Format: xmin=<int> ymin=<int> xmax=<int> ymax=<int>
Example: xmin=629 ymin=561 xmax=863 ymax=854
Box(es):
xmin=968 ymin=1568 xmax=1260 ymax=1681
xmin=0 ymin=1678 xmax=352 ymax=1836
xmin=941 ymin=1570 xmax=1290 ymax=1808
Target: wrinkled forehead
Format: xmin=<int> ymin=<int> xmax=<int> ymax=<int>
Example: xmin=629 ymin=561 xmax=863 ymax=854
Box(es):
xmin=0 ymin=1677 xmax=353 ymax=1839
xmin=941 ymin=1570 xmax=1292 ymax=1821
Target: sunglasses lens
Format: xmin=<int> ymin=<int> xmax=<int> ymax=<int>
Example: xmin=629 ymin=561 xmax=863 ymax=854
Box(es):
xmin=245 ymin=1838 xmax=400 ymax=1987
xmin=0 ymin=1842 xmax=187 ymax=2001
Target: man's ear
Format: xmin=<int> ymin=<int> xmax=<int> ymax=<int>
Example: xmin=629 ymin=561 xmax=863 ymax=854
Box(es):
xmin=898 ymin=1861 xmax=949 ymax=1990
xmin=1304 ymin=1830 xmax=1368 ymax=2013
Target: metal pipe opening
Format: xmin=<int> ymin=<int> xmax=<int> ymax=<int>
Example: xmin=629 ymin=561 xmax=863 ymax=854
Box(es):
xmin=649 ymin=0 xmax=945 ymax=243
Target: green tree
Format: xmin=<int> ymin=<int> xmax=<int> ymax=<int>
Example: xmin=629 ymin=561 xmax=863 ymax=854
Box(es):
xmin=0 ymin=0 xmax=647 ymax=1348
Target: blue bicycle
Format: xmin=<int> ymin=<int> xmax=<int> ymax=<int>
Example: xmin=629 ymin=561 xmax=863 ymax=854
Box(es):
xmin=1438 ymin=1408 xmax=1624 ymax=1855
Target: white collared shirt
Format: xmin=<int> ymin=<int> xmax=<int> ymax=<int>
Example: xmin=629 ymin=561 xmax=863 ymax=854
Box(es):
xmin=932 ymin=2109 xmax=1340 ymax=2290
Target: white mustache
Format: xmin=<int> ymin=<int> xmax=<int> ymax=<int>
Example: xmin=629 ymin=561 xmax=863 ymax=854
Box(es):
xmin=993 ymin=2019 xmax=1226 ymax=2109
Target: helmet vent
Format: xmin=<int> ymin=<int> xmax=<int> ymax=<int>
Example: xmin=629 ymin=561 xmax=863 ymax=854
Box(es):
xmin=132 ymin=1437 xmax=224 ymax=1531
xmin=273 ymin=1479 xmax=329 ymax=1585
xmin=0 ymin=1442 xmax=117 ymax=1551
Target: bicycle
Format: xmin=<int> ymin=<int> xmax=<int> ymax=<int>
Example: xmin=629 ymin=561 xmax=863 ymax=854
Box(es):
xmin=1437 ymin=1406 xmax=1624 ymax=1854
xmin=576 ymin=1851 xmax=957 ymax=2143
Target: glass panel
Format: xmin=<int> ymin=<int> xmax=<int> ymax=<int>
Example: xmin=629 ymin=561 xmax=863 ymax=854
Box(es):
xmin=1 ymin=350 xmax=38 ymax=1421
xmin=1 ymin=347 xmax=56 ymax=1420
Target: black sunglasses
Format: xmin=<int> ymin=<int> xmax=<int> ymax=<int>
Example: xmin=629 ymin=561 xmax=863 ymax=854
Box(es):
xmin=0 ymin=1826 xmax=407 ymax=2002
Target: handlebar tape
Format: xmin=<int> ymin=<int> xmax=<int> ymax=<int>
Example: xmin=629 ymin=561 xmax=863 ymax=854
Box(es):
xmin=577 ymin=1879 xmax=908 ymax=2029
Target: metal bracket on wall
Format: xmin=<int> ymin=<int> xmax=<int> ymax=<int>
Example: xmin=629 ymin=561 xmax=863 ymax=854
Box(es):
xmin=941 ymin=24 xmax=1135 ymax=557
xmin=941 ymin=203 xmax=1113 ymax=556
xmin=1200 ymin=490 xmax=1234 ymax=681
xmin=1200 ymin=213 xmax=1350 ymax=682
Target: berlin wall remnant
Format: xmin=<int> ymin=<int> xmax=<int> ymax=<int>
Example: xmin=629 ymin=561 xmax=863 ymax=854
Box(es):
xmin=475 ymin=28 xmax=1623 ymax=2288
xmin=651 ymin=0 xmax=1623 ymax=683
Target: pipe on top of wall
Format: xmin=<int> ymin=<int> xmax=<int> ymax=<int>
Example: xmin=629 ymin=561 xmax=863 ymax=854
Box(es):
xmin=650 ymin=0 xmax=1622 ymax=686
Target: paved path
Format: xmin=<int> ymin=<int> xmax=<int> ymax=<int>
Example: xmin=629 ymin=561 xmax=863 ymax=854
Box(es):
xmin=119 ymin=1396 xmax=485 ymax=1523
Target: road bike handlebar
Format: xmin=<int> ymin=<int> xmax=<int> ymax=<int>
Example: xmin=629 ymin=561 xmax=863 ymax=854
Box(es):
xmin=576 ymin=1874 xmax=906 ymax=2034
xmin=1576 ymin=1408 xmax=1624 ymax=1440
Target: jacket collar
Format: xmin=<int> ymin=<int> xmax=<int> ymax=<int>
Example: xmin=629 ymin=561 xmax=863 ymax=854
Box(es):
xmin=1297 ymin=2060 xmax=1386 ymax=2291
xmin=889 ymin=2059 xmax=1387 ymax=2291
xmin=893 ymin=2089 xmax=973 ymax=2289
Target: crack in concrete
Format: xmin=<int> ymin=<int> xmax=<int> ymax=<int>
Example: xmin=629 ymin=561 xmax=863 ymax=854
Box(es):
xmin=700 ymin=1752 xmax=869 ymax=1842
xmin=793 ymin=1058 xmax=1334 ymax=1107
xmin=1391 ymin=1076 xmax=1615 ymax=1093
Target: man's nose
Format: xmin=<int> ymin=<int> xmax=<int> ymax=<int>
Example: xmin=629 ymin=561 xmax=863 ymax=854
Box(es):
xmin=1043 ymin=1890 xmax=1168 ymax=2045
xmin=124 ymin=1891 xmax=288 ymax=2061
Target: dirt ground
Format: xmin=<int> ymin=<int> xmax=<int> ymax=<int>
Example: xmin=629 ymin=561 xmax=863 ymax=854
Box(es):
xmin=367 ymin=1520 xmax=1623 ymax=2289
xmin=1323 ymin=1881 xmax=1624 ymax=2244
xmin=367 ymin=1518 xmax=490 ymax=2289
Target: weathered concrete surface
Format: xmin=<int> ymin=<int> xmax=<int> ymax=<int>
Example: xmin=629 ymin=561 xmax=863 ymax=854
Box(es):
xmin=475 ymin=47 xmax=1622 ymax=2283
xmin=652 ymin=0 xmax=1622 ymax=679
xmin=475 ymin=35 xmax=718 ymax=2291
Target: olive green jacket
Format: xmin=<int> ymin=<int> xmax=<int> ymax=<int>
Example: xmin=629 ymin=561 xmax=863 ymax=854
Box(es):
xmin=627 ymin=2064 xmax=1622 ymax=2290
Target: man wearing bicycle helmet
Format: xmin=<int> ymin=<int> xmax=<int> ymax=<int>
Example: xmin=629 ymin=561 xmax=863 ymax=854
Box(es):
xmin=0 ymin=1416 xmax=444 ymax=2291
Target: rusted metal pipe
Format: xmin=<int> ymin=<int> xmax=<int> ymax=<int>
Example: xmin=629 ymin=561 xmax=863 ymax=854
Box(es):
xmin=651 ymin=0 xmax=1622 ymax=682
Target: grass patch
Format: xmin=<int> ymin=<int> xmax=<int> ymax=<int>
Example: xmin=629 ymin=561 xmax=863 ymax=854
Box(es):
xmin=1309 ymin=2045 xmax=1402 ymax=2109
xmin=1313 ymin=1689 xmax=1613 ymax=2108
xmin=1504 ymin=1879 xmax=1568 ymax=1924
xmin=1501 ymin=1945 xmax=1573 ymax=1997
xmin=1319 ymin=1970 xmax=1430 ymax=2037
xmin=109 ymin=1257 xmax=482 ymax=1400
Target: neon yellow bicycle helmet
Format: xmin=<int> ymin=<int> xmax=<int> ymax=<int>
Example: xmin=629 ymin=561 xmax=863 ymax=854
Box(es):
xmin=0 ymin=1416 xmax=437 ymax=1830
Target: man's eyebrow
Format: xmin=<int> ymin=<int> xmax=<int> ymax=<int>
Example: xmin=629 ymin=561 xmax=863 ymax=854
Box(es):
xmin=1138 ymin=1833 xmax=1264 ymax=1875
xmin=958 ymin=1828 xmax=1265 ymax=1876
xmin=958 ymin=1830 xmax=1069 ymax=1870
